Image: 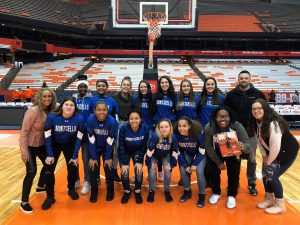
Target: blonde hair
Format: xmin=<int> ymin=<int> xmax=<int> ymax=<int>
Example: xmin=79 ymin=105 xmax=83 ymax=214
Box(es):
xmin=155 ymin=118 xmax=173 ymax=143
xmin=33 ymin=88 xmax=57 ymax=114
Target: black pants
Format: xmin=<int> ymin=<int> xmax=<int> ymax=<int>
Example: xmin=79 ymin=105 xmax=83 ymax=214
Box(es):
xmin=26 ymin=98 xmax=32 ymax=102
xmin=44 ymin=143 xmax=77 ymax=198
xmin=89 ymin=151 xmax=114 ymax=194
xmin=207 ymin=155 xmax=241 ymax=197
xmin=120 ymin=151 xmax=143 ymax=192
xmin=21 ymin=146 xmax=46 ymax=202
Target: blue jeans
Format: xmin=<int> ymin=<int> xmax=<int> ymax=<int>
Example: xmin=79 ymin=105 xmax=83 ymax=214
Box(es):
xmin=119 ymin=151 xmax=143 ymax=192
xmin=262 ymin=158 xmax=296 ymax=199
xmin=149 ymin=155 xmax=171 ymax=192
xmin=179 ymin=152 xmax=207 ymax=194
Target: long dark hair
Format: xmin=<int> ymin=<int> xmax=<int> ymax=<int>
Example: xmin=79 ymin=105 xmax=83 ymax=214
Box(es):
xmin=156 ymin=75 xmax=176 ymax=100
xmin=135 ymin=80 xmax=155 ymax=114
xmin=176 ymin=79 xmax=195 ymax=111
xmin=210 ymin=106 xmax=235 ymax=130
xmin=248 ymin=98 xmax=289 ymax=138
xmin=53 ymin=97 xmax=79 ymax=116
xmin=201 ymin=77 xmax=220 ymax=106
xmin=174 ymin=116 xmax=202 ymax=140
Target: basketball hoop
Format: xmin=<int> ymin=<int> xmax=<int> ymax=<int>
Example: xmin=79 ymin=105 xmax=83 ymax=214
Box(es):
xmin=143 ymin=12 xmax=166 ymax=42
xmin=143 ymin=12 xmax=166 ymax=68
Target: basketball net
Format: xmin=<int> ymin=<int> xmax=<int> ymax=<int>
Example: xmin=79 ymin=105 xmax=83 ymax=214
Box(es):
xmin=143 ymin=12 xmax=166 ymax=69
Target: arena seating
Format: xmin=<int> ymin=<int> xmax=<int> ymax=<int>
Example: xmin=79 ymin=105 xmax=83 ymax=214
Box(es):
xmin=195 ymin=64 xmax=300 ymax=92
xmin=158 ymin=63 xmax=203 ymax=92
xmin=0 ymin=64 xmax=12 ymax=81
xmin=9 ymin=58 xmax=88 ymax=90
xmin=66 ymin=61 xmax=144 ymax=91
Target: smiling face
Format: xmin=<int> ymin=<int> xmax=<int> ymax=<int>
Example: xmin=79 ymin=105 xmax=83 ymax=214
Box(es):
xmin=139 ymin=82 xmax=148 ymax=95
xmin=96 ymin=82 xmax=108 ymax=95
xmin=238 ymin=72 xmax=251 ymax=89
xmin=205 ymin=79 xmax=216 ymax=94
xmin=41 ymin=90 xmax=52 ymax=107
xmin=181 ymin=81 xmax=191 ymax=96
xmin=160 ymin=78 xmax=170 ymax=92
xmin=129 ymin=112 xmax=141 ymax=130
xmin=251 ymin=102 xmax=264 ymax=121
xmin=77 ymin=83 xmax=88 ymax=97
xmin=62 ymin=100 xmax=75 ymax=118
xmin=178 ymin=119 xmax=190 ymax=136
xmin=159 ymin=121 xmax=171 ymax=138
xmin=121 ymin=80 xmax=131 ymax=94
xmin=215 ymin=109 xmax=230 ymax=130
xmin=95 ymin=103 xmax=108 ymax=122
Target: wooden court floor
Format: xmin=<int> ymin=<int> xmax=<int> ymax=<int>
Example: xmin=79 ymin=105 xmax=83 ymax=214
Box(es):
xmin=0 ymin=130 xmax=300 ymax=225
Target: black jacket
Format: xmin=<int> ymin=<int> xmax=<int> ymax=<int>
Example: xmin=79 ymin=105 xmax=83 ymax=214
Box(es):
xmin=224 ymin=84 xmax=266 ymax=129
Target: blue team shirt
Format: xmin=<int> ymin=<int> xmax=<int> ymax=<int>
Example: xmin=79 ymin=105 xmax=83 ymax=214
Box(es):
xmin=44 ymin=113 xmax=84 ymax=159
xmin=87 ymin=114 xmax=118 ymax=160
xmin=91 ymin=95 xmax=119 ymax=119
xmin=132 ymin=95 xmax=154 ymax=131
xmin=146 ymin=132 xmax=178 ymax=168
xmin=153 ymin=94 xmax=176 ymax=123
xmin=176 ymin=132 xmax=205 ymax=168
xmin=175 ymin=95 xmax=200 ymax=120
xmin=118 ymin=123 xmax=149 ymax=165
xmin=198 ymin=93 xmax=225 ymax=126
xmin=73 ymin=94 xmax=93 ymax=143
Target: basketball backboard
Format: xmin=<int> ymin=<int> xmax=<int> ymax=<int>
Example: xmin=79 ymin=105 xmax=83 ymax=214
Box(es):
xmin=110 ymin=0 xmax=198 ymax=29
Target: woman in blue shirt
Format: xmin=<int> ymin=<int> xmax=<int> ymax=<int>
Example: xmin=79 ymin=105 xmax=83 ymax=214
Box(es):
xmin=87 ymin=101 xmax=118 ymax=203
xmin=146 ymin=118 xmax=178 ymax=203
xmin=118 ymin=109 xmax=148 ymax=204
xmin=175 ymin=79 xmax=200 ymax=120
xmin=174 ymin=116 xmax=206 ymax=207
xmin=132 ymin=80 xmax=155 ymax=137
xmin=197 ymin=77 xmax=225 ymax=127
xmin=42 ymin=97 xmax=84 ymax=210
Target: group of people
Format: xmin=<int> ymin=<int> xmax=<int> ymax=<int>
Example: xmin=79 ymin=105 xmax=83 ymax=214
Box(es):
xmin=19 ymin=70 xmax=299 ymax=216
xmin=12 ymin=86 xmax=35 ymax=102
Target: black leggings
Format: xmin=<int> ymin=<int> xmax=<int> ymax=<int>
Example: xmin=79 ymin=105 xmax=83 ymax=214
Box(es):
xmin=44 ymin=143 xmax=77 ymax=198
xmin=89 ymin=151 xmax=114 ymax=194
xmin=21 ymin=146 xmax=46 ymax=202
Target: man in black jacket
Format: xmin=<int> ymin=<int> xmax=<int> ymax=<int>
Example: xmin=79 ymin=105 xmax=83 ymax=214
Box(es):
xmin=224 ymin=70 xmax=266 ymax=196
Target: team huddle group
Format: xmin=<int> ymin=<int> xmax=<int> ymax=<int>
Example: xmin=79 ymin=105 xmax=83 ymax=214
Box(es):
xmin=19 ymin=70 xmax=299 ymax=216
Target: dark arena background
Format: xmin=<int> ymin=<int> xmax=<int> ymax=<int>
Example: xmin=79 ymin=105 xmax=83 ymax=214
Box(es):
xmin=0 ymin=1 xmax=300 ymax=225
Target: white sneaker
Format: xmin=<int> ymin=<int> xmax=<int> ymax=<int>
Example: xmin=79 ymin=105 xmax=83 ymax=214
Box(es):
xmin=158 ymin=172 xmax=164 ymax=182
xmin=75 ymin=179 xmax=81 ymax=189
xmin=81 ymin=181 xmax=90 ymax=195
xmin=227 ymin=196 xmax=236 ymax=209
xmin=209 ymin=194 xmax=221 ymax=204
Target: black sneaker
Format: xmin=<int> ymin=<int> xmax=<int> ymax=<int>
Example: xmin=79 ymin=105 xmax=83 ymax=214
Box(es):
xmin=135 ymin=192 xmax=143 ymax=204
xmin=90 ymin=189 xmax=98 ymax=203
xmin=179 ymin=189 xmax=192 ymax=203
xmin=36 ymin=186 xmax=46 ymax=194
xmin=114 ymin=169 xmax=121 ymax=182
xmin=147 ymin=190 xmax=155 ymax=203
xmin=106 ymin=190 xmax=114 ymax=201
xmin=248 ymin=184 xmax=258 ymax=196
xmin=164 ymin=191 xmax=173 ymax=203
xmin=121 ymin=192 xmax=131 ymax=204
xmin=20 ymin=202 xmax=33 ymax=214
xmin=41 ymin=197 xmax=55 ymax=210
xmin=68 ymin=190 xmax=79 ymax=200
xmin=197 ymin=194 xmax=206 ymax=207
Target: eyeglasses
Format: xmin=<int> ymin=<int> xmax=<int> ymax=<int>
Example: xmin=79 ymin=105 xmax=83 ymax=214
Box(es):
xmin=252 ymin=107 xmax=263 ymax=111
